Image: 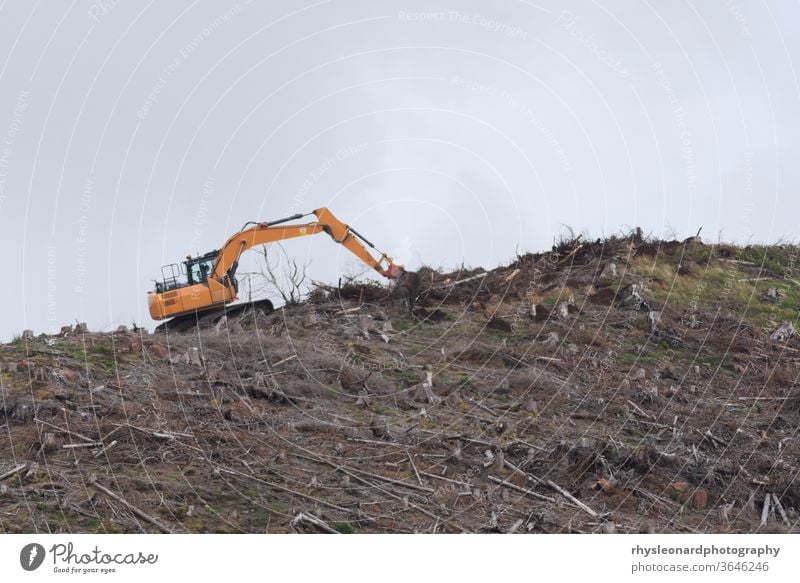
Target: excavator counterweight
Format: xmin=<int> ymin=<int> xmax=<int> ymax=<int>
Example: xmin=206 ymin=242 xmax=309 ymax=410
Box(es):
xmin=148 ymin=207 xmax=403 ymax=331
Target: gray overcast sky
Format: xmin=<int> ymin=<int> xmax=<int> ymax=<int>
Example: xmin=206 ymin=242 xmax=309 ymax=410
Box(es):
xmin=0 ymin=0 xmax=798 ymax=339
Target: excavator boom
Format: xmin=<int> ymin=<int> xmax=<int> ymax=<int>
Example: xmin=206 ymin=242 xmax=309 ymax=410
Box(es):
xmin=148 ymin=207 xmax=403 ymax=328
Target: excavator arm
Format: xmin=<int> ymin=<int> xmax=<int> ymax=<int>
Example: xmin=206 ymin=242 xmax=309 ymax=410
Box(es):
xmin=211 ymin=207 xmax=402 ymax=286
xmin=148 ymin=207 xmax=403 ymax=323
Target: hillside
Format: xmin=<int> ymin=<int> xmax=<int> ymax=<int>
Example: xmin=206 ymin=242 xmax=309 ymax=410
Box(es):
xmin=2 ymin=233 xmax=800 ymax=534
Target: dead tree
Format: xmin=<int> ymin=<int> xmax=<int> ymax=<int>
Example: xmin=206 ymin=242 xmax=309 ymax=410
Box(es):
xmin=250 ymin=243 xmax=310 ymax=306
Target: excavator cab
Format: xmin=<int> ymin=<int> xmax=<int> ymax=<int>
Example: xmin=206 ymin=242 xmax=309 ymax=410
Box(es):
xmin=149 ymin=248 xmax=239 ymax=323
xmin=153 ymin=250 xmax=219 ymax=293
xmin=185 ymin=251 xmax=218 ymax=286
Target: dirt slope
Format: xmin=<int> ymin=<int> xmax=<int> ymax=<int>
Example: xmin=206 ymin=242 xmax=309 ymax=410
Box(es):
xmin=2 ymin=234 xmax=800 ymax=534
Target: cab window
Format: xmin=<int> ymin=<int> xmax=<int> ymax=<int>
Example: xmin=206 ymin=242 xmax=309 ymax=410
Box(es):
xmin=188 ymin=260 xmax=214 ymax=284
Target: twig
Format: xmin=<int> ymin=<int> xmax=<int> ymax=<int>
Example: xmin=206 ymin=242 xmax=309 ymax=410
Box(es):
xmin=346 ymin=437 xmax=405 ymax=448
xmin=406 ymin=450 xmax=424 ymax=487
xmin=0 ymin=464 xmax=27 ymax=481
xmin=466 ymin=397 xmax=498 ymax=418
xmin=433 ymin=272 xmax=488 ymax=289
xmin=697 ymin=428 xmax=728 ymax=448
xmin=631 ymin=486 xmax=681 ymax=510
xmin=291 ymin=512 xmax=339 ymax=534
xmin=91 ymin=480 xmax=173 ymax=533
xmin=547 ymin=480 xmax=599 ymax=518
xmin=419 ymin=471 xmax=470 ymax=487
xmin=531 ymin=355 xmax=562 ymax=363
xmin=62 ymin=442 xmax=102 ymax=449
xmin=93 ymin=440 xmax=118 ymax=458
xmin=717 ymin=258 xmax=757 ymax=266
xmin=116 ymin=423 xmax=192 ymax=440
xmin=503 ymin=459 xmax=544 ymax=485
xmin=271 ymin=354 xmax=297 ymax=368
xmin=488 ymin=475 xmax=555 ymax=503
xmin=34 ymin=418 xmax=95 ymax=443
xmin=626 ymin=399 xmax=653 ymax=420
xmin=738 ymin=396 xmax=790 ymax=401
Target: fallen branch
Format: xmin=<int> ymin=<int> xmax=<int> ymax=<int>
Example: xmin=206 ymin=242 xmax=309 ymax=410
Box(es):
xmin=503 ymin=459 xmax=544 ymax=485
xmin=626 ymin=399 xmax=653 ymax=420
xmin=760 ymin=494 xmax=771 ymax=527
xmin=488 ymin=475 xmax=555 ymax=503
xmin=291 ymin=512 xmax=339 ymax=534
xmin=697 ymin=428 xmax=728 ymax=448
xmin=91 ymin=480 xmax=173 ymax=533
xmin=434 ymin=272 xmax=488 ymax=289
xmin=216 ymin=466 xmax=352 ymax=514
xmin=547 ymin=480 xmax=599 ymax=518
xmin=291 ymin=451 xmax=461 ymax=531
xmin=419 ymin=471 xmax=471 ymax=487
xmin=62 ymin=442 xmax=102 ymax=449
xmin=737 ymin=396 xmax=790 ymax=401
xmin=93 ymin=440 xmax=118 ymax=458
xmin=271 ymin=354 xmax=297 ymax=368
xmin=0 ymin=464 xmax=27 ymax=482
xmin=315 ymin=457 xmax=433 ymax=494
xmin=117 ymin=423 xmax=192 ymax=440
xmin=35 ymin=418 xmax=95 ymax=443
xmin=771 ymin=493 xmax=790 ymax=528
xmin=407 ymin=450 xmax=424 ymax=487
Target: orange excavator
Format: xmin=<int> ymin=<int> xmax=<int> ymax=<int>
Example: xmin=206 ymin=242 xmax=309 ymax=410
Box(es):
xmin=148 ymin=207 xmax=404 ymax=331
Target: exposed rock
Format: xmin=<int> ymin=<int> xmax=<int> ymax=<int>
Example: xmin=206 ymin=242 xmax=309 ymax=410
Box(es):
xmin=770 ymin=321 xmax=796 ymax=342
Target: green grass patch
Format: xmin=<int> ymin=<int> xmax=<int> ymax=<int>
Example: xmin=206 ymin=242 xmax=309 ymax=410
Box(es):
xmin=628 ymin=254 xmax=800 ymax=329
xmin=394 ymin=370 xmax=421 ymax=389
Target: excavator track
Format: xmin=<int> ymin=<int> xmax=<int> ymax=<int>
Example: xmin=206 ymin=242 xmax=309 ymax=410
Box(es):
xmin=155 ymin=298 xmax=274 ymax=333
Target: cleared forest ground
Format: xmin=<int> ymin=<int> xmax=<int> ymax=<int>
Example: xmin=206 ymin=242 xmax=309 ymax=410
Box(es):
xmin=2 ymin=233 xmax=800 ymax=534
